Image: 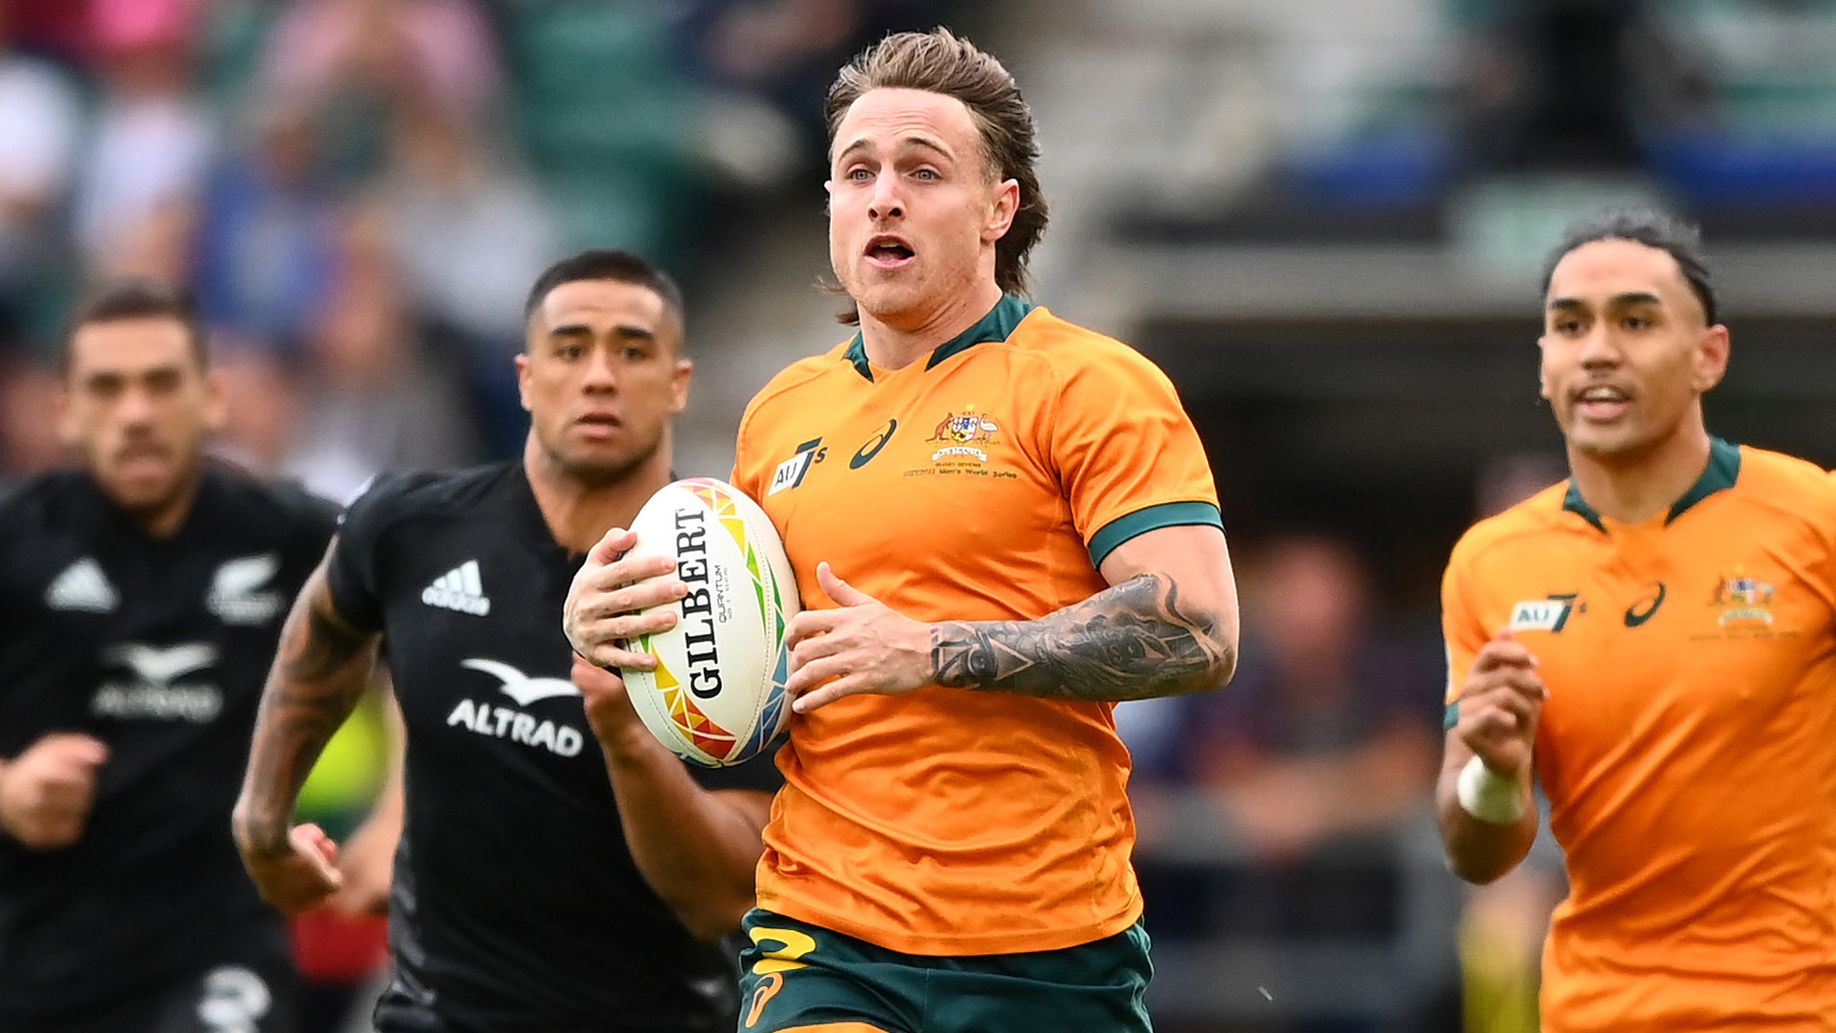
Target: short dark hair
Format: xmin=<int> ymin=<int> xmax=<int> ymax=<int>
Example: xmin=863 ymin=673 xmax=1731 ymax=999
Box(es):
xmin=522 ymin=249 xmax=685 ymax=336
xmin=1543 ymin=208 xmax=1719 ymax=326
xmin=59 ymin=279 xmax=208 ymax=375
xmin=826 ymin=28 xmax=1048 ymax=305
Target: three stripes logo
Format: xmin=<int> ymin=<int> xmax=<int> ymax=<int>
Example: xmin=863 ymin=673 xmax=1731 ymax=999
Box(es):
xmin=422 ymin=560 xmax=491 ymax=616
xmin=46 ymin=557 xmax=119 ymax=613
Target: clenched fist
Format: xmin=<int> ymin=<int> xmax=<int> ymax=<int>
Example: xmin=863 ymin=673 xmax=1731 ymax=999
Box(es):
xmin=0 ymin=733 xmax=109 ymax=850
xmin=1453 ymin=633 xmax=1548 ymax=780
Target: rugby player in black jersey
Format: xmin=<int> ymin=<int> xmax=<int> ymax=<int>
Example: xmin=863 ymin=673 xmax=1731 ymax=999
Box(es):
xmin=232 ymin=250 xmax=779 ymax=1033
xmin=0 ymin=281 xmax=336 ymax=1033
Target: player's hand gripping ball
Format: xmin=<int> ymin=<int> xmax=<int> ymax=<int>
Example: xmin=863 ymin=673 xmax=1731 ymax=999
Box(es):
xmin=616 ymin=478 xmax=799 ymax=767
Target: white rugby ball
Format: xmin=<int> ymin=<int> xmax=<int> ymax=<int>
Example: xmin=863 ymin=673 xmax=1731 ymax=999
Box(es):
xmin=619 ymin=477 xmax=799 ymax=767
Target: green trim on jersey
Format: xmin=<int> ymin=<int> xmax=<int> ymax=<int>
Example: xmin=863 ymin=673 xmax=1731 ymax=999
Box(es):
xmin=1088 ymin=501 xmax=1224 ymax=569
xmin=1561 ymin=482 xmax=1608 ymax=533
xmin=1665 ymin=436 xmax=1741 ymax=522
xmin=1562 ymin=436 xmax=1741 ymax=532
xmin=844 ymin=295 xmax=1037 ymax=381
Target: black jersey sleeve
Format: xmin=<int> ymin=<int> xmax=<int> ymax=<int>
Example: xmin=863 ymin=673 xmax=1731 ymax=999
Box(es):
xmin=326 ymin=473 xmax=418 ymax=632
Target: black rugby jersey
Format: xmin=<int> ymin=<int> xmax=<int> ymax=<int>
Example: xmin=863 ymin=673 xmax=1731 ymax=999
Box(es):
xmin=0 ymin=464 xmax=336 ymax=1016
xmin=327 ymin=462 xmax=780 ymax=1033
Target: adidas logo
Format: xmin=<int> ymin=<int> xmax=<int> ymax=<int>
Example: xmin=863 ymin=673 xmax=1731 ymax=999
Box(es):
xmin=46 ymin=557 xmax=119 ymax=613
xmin=422 ymin=560 xmax=491 ymax=616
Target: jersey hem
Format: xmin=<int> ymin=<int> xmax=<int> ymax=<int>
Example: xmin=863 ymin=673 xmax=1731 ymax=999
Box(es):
xmin=754 ymin=892 xmax=1145 ymax=956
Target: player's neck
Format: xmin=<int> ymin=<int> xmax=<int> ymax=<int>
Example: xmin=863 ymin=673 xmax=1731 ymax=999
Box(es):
xmin=1566 ymin=421 xmax=1714 ymax=525
xmin=522 ymin=435 xmax=671 ymax=555
xmin=858 ymin=279 xmax=1004 ymax=371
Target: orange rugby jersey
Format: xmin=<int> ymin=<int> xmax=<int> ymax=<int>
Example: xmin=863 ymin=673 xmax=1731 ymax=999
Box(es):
xmin=1442 ymin=440 xmax=1836 ymax=1032
xmin=730 ymin=295 xmax=1222 ymax=955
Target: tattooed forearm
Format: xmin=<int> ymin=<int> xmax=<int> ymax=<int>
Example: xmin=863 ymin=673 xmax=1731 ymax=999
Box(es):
xmin=931 ymin=574 xmax=1235 ymax=701
xmin=233 ymin=564 xmax=379 ymax=857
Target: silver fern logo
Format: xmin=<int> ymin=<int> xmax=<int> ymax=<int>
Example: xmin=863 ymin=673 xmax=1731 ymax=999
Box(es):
xmin=208 ymin=554 xmax=283 ymax=625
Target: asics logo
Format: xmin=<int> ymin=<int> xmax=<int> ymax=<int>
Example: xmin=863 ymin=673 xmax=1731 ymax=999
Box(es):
xmin=849 ymin=419 xmax=898 ymax=469
xmin=1624 ymin=582 xmax=1667 ymax=627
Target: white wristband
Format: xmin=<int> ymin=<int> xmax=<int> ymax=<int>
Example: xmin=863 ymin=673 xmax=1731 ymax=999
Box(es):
xmin=1456 ymin=755 xmax=1528 ymax=824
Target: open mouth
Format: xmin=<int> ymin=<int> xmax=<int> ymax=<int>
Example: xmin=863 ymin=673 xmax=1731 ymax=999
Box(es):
xmin=1573 ymin=384 xmax=1632 ymax=422
xmin=865 ymin=235 xmax=915 ymax=266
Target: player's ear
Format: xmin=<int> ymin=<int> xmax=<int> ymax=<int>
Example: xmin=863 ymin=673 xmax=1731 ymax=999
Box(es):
xmin=514 ymin=352 xmax=533 ymax=412
xmin=670 ymin=358 xmax=693 ymax=415
xmin=1535 ymin=337 xmax=1552 ymax=402
xmin=1692 ymin=324 xmax=1730 ymax=392
xmin=983 ymin=178 xmax=1019 ymax=243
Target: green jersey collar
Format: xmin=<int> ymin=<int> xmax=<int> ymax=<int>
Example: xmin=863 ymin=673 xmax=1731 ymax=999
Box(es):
xmin=1562 ymin=436 xmax=1741 ymax=532
xmin=844 ymin=295 xmax=1036 ymax=381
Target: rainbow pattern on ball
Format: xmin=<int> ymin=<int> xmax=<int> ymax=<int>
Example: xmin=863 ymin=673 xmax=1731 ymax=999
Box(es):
xmin=626 ymin=478 xmax=794 ymax=767
xmin=637 ymin=644 xmax=737 ymax=758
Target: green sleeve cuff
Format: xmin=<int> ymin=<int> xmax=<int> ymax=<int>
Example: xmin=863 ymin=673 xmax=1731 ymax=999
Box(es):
xmin=1087 ymin=501 xmax=1224 ymax=568
xmin=1443 ymin=701 xmax=1460 ymax=732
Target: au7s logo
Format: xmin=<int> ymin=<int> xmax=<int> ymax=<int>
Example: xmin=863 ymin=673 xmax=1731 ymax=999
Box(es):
xmin=768 ymin=438 xmax=826 ymax=496
xmin=1509 ymin=593 xmax=1581 ymax=633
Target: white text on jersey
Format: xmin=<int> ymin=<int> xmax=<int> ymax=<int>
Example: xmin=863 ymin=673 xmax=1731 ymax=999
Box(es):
xmin=446 ymin=658 xmax=585 ymax=757
xmin=422 ymin=560 xmax=492 ymax=616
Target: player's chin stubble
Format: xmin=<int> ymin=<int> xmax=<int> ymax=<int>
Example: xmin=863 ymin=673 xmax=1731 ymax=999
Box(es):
xmin=106 ymin=452 xmax=198 ymax=515
xmin=556 ymin=434 xmax=662 ymax=489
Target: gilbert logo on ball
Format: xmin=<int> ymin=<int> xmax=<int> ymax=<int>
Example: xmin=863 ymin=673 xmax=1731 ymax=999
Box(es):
xmin=619 ymin=478 xmax=799 ymax=767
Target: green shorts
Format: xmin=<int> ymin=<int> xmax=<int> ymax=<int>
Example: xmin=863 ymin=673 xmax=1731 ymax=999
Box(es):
xmin=736 ymin=909 xmax=1153 ymax=1033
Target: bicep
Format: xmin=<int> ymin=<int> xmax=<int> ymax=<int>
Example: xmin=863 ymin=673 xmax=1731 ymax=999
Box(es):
xmin=287 ymin=551 xmax=354 ymax=636
xmin=1097 ymin=523 xmax=1238 ymax=626
xmin=274 ymin=549 xmax=381 ymax=685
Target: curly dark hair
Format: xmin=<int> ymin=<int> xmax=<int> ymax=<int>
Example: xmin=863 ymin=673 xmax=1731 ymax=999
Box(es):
xmin=1544 ymin=208 xmax=1719 ymax=326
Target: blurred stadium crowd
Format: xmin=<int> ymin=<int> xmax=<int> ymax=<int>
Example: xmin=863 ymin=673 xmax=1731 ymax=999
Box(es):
xmin=0 ymin=0 xmax=948 ymax=500
xmin=3 ymin=2 xmax=1834 ymax=1032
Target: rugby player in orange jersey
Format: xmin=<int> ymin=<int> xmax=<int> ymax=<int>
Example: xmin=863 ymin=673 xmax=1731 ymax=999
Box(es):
xmin=565 ymin=28 xmax=1240 ymax=1033
xmin=1439 ymin=209 xmax=1836 ymax=1031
